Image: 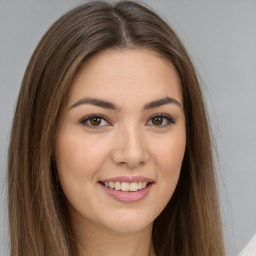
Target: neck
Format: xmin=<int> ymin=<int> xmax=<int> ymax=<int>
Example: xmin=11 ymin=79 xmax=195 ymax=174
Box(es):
xmin=71 ymin=214 xmax=156 ymax=256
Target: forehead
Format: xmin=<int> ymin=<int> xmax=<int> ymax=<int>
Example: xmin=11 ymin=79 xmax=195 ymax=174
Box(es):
xmin=68 ymin=48 xmax=183 ymax=107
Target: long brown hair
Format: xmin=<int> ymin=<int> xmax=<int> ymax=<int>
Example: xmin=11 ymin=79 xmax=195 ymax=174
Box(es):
xmin=8 ymin=1 xmax=226 ymax=255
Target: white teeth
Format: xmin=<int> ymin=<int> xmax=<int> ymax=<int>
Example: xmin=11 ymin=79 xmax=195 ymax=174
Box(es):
xmin=109 ymin=181 xmax=115 ymax=189
xmin=121 ymin=182 xmax=130 ymax=191
xmin=103 ymin=181 xmax=149 ymax=191
xmin=115 ymin=182 xmax=121 ymax=190
xmin=130 ymin=182 xmax=138 ymax=192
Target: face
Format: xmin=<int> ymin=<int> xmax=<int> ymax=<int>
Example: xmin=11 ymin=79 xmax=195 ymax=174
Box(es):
xmin=55 ymin=49 xmax=186 ymax=234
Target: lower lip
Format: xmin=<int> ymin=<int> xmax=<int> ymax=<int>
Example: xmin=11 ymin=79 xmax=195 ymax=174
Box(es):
xmin=99 ymin=183 xmax=153 ymax=203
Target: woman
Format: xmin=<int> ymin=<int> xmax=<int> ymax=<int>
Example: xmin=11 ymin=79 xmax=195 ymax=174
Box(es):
xmin=8 ymin=1 xmax=226 ymax=255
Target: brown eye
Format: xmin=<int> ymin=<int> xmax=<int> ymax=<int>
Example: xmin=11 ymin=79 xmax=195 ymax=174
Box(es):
xmin=80 ymin=115 xmax=110 ymax=128
xmin=152 ymin=116 xmax=163 ymax=126
xmin=90 ymin=117 xmax=102 ymax=126
xmin=148 ymin=114 xmax=175 ymax=127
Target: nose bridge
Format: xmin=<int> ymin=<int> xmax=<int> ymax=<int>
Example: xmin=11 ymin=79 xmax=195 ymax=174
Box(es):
xmin=111 ymin=123 xmax=148 ymax=168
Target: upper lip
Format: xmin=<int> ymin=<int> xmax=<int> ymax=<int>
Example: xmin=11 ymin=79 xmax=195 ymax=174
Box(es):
xmin=99 ymin=176 xmax=154 ymax=183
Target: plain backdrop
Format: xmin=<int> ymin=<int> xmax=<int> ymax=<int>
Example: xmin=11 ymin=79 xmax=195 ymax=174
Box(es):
xmin=0 ymin=0 xmax=255 ymax=255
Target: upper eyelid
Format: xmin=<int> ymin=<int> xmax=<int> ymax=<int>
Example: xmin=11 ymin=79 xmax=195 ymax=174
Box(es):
xmin=147 ymin=113 xmax=175 ymax=121
xmin=80 ymin=114 xmax=108 ymax=121
xmin=149 ymin=113 xmax=172 ymax=118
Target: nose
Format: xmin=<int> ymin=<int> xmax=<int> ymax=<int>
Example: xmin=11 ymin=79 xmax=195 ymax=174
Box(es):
xmin=111 ymin=126 xmax=149 ymax=168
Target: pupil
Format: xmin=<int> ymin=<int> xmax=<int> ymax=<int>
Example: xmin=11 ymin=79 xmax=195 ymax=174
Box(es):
xmin=90 ymin=117 xmax=101 ymax=126
xmin=153 ymin=117 xmax=163 ymax=125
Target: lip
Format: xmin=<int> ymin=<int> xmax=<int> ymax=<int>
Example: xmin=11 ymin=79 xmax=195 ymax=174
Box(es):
xmin=99 ymin=182 xmax=154 ymax=203
xmin=98 ymin=176 xmax=155 ymax=203
xmin=100 ymin=176 xmax=154 ymax=183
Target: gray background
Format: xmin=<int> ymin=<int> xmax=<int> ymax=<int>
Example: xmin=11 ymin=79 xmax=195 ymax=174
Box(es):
xmin=0 ymin=0 xmax=255 ymax=255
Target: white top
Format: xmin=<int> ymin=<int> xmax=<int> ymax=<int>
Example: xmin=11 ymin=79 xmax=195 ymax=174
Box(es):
xmin=239 ymin=234 xmax=256 ymax=256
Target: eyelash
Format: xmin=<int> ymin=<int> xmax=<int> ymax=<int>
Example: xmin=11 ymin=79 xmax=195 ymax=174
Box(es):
xmin=147 ymin=114 xmax=175 ymax=127
xmin=80 ymin=114 xmax=175 ymax=129
xmin=80 ymin=114 xmax=110 ymax=129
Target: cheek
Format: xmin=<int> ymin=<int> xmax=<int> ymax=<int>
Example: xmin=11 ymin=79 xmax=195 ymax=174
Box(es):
xmin=153 ymin=133 xmax=186 ymax=174
xmin=150 ymin=133 xmax=186 ymax=200
xmin=54 ymin=132 xmax=111 ymax=212
xmin=55 ymin=132 xmax=110 ymax=179
xmin=54 ymin=134 xmax=88 ymax=201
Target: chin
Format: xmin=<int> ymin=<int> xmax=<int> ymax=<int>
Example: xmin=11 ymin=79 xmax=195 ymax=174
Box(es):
xmin=98 ymin=210 xmax=155 ymax=234
xmin=105 ymin=221 xmax=153 ymax=234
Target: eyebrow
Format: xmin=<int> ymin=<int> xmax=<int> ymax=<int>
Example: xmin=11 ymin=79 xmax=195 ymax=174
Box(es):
xmin=143 ymin=97 xmax=182 ymax=110
xmin=69 ymin=96 xmax=182 ymax=111
xmin=69 ymin=98 xmax=118 ymax=110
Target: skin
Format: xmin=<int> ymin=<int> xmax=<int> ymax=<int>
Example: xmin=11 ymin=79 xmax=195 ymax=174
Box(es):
xmin=55 ymin=48 xmax=186 ymax=256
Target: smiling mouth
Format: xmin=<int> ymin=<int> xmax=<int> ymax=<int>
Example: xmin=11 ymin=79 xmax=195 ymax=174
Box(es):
xmin=100 ymin=181 xmax=151 ymax=192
